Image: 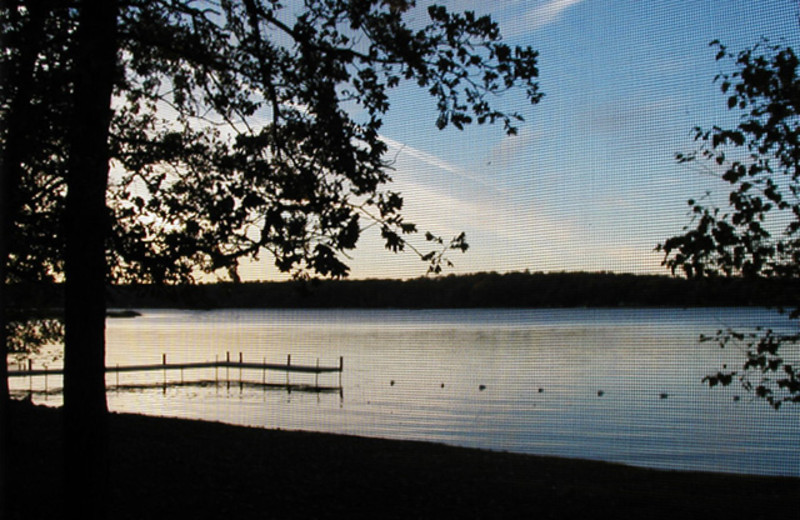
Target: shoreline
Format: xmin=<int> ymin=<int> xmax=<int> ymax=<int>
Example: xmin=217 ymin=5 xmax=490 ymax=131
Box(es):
xmin=6 ymin=400 xmax=798 ymax=519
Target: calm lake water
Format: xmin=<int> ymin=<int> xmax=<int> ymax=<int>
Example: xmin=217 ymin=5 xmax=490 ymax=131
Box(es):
xmin=13 ymin=307 xmax=800 ymax=477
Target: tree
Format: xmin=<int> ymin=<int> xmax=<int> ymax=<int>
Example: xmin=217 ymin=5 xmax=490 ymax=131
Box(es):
xmin=1 ymin=0 xmax=73 ymax=406
xmin=658 ymin=39 xmax=800 ymax=409
xmin=61 ymin=1 xmax=118 ymax=516
xmin=1 ymin=1 xmax=75 ymax=516
xmin=1 ymin=0 xmax=542 ymax=515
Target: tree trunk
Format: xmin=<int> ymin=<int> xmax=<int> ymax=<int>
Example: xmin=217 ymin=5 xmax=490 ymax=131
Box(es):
xmin=63 ymin=0 xmax=118 ymax=518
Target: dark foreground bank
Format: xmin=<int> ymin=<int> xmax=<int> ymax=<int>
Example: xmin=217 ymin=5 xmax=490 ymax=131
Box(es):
xmin=6 ymin=400 xmax=798 ymax=519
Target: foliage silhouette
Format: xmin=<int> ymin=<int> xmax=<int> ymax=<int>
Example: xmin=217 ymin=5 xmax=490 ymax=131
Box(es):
xmin=659 ymin=39 xmax=800 ymax=409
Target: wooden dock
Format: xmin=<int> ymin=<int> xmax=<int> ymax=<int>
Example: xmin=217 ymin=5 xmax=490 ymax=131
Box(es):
xmin=8 ymin=352 xmax=343 ymax=377
xmin=8 ymin=352 xmax=344 ymax=395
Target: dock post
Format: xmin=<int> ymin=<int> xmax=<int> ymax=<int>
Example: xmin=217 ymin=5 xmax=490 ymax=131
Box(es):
xmin=286 ymin=355 xmax=291 ymax=386
xmin=239 ymin=352 xmax=243 ymax=392
xmin=28 ymin=359 xmax=33 ymax=395
xmin=162 ymin=354 xmax=167 ymax=393
xmin=315 ymin=358 xmax=319 ymax=389
xmin=226 ymin=351 xmax=230 ymax=388
xmin=339 ymin=356 xmax=343 ymax=388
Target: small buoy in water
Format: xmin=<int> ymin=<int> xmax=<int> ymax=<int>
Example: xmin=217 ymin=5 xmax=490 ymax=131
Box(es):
xmin=441 ymin=383 xmax=445 ymax=388
xmin=390 ymin=380 xmax=395 ymax=386
xmin=597 ymin=390 xmax=604 ymax=397
xmin=733 ymin=395 xmax=740 ymax=402
xmin=538 ymin=388 xmax=544 ymax=393
xmin=479 ymin=384 xmax=486 ymax=391
xmin=659 ymin=393 xmax=669 ymax=399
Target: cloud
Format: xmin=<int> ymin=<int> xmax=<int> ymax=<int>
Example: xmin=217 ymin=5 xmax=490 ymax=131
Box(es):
xmin=524 ymin=0 xmax=585 ymax=30
xmin=486 ymin=127 xmax=542 ymax=170
xmin=378 ymin=135 xmax=589 ymax=251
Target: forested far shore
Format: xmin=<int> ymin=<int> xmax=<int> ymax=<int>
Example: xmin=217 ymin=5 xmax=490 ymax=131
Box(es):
xmin=6 ymin=271 xmax=799 ymax=311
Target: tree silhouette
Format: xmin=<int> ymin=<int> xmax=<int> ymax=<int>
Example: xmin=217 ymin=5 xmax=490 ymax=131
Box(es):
xmin=1 ymin=0 xmax=542 ymax=516
xmin=1 ymin=1 xmax=75 ymax=514
xmin=659 ymin=39 xmax=800 ymax=409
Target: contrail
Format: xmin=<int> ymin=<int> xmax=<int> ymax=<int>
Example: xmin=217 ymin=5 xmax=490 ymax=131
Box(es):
xmin=379 ymin=135 xmax=507 ymax=195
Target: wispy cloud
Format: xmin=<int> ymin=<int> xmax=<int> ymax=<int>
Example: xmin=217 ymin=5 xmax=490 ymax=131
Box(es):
xmin=524 ymin=0 xmax=585 ymax=30
xmin=378 ymin=135 xmax=584 ymax=247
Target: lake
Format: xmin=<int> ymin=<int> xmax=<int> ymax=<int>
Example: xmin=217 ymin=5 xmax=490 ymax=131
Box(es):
xmin=12 ymin=307 xmax=800 ymax=477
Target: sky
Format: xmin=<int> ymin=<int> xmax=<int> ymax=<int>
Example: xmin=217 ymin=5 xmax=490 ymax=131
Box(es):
xmin=240 ymin=0 xmax=800 ymax=281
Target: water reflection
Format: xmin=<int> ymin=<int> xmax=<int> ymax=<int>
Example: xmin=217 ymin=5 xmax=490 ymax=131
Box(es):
xmin=9 ymin=307 xmax=800 ymax=477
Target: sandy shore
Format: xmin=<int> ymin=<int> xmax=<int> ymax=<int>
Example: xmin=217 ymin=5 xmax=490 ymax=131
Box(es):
xmin=6 ymin=400 xmax=798 ymax=519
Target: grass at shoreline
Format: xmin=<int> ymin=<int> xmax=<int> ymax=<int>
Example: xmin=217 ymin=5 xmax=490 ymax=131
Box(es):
xmin=6 ymin=399 xmax=798 ymax=519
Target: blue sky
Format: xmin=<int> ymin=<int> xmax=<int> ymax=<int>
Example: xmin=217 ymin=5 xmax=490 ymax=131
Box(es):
xmin=241 ymin=0 xmax=800 ymax=281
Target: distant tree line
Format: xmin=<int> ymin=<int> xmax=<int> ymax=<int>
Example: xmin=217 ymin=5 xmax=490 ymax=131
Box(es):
xmin=7 ymin=271 xmax=797 ymax=311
